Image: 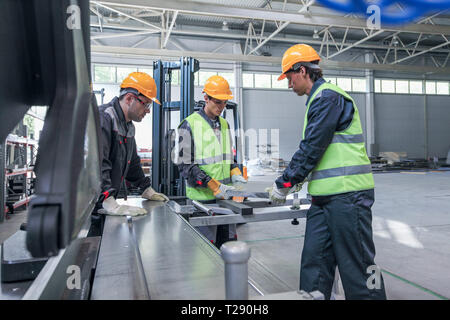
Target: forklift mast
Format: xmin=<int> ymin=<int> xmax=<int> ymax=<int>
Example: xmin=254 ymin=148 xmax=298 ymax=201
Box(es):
xmin=152 ymin=57 xmax=199 ymax=197
xmin=151 ymin=58 xmax=244 ymax=197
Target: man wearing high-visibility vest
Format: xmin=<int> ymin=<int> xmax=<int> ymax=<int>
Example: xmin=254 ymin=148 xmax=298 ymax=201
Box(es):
xmin=268 ymin=44 xmax=386 ymax=300
xmin=176 ymin=75 xmax=247 ymax=248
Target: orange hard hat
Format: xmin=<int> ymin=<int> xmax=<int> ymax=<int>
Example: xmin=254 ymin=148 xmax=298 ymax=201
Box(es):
xmin=202 ymin=75 xmax=233 ymax=100
xmin=120 ymin=72 xmax=161 ymax=105
xmin=278 ymin=44 xmax=321 ymax=81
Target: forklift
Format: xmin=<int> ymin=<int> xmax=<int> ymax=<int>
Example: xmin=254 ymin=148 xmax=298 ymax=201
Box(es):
xmin=151 ymin=58 xmax=244 ymax=198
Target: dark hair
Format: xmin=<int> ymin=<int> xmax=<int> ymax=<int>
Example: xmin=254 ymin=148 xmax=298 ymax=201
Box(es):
xmin=294 ymin=60 xmax=322 ymax=82
xmin=119 ymin=88 xmax=140 ymax=101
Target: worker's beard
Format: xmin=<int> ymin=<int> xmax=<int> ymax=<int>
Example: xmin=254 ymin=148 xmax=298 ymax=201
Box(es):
xmin=128 ymin=101 xmax=144 ymax=122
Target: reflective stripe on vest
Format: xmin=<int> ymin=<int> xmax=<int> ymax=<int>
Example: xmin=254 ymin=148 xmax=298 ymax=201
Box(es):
xmin=303 ymin=82 xmax=374 ymax=196
xmin=183 ymin=112 xmax=232 ymax=200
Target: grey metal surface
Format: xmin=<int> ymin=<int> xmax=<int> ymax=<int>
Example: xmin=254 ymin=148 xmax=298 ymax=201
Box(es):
xmin=224 ymin=191 xmax=269 ymax=198
xmin=92 ymin=198 xmax=261 ymax=299
xmin=221 ymin=241 xmax=251 ymax=300
xmin=126 ymin=216 xmax=151 ymax=299
xmin=188 ymin=205 xmax=309 ymax=227
xmin=90 ymin=214 xmax=151 ymax=300
xmin=165 ymin=200 xmax=196 ymax=214
xmin=23 ymin=236 xmax=100 ymax=300
xmin=0 ymin=244 xmax=33 ymax=300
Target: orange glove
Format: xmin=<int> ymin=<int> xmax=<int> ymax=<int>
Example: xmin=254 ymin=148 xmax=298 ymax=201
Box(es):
xmin=207 ymin=178 xmax=236 ymax=199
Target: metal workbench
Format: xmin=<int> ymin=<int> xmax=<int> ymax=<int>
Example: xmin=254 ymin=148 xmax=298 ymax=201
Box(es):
xmin=91 ymin=198 xmax=258 ymax=299
xmin=91 ymin=197 xmax=306 ymax=300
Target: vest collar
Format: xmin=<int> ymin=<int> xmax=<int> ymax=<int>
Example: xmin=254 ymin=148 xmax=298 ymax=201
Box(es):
xmin=305 ymin=77 xmax=326 ymax=106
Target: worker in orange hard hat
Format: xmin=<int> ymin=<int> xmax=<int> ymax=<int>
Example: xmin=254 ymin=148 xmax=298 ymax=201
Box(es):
xmin=175 ymin=75 xmax=246 ymax=248
xmin=88 ymin=72 xmax=167 ymax=237
xmin=267 ymin=44 xmax=386 ymax=300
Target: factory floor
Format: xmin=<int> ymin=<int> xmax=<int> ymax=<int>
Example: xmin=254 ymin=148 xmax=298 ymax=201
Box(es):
xmin=238 ymin=170 xmax=450 ymax=300
xmin=0 ymin=170 xmax=448 ymax=300
xmin=0 ymin=209 xmax=27 ymax=244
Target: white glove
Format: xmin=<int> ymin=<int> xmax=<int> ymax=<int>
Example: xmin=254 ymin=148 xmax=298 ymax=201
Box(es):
xmin=215 ymin=184 xmax=237 ymax=200
xmin=266 ymin=181 xmax=305 ymax=205
xmin=266 ymin=182 xmax=290 ymax=205
xmin=100 ymin=197 xmax=147 ymax=216
xmin=142 ymin=187 xmax=169 ymax=202
xmin=231 ymin=175 xmax=248 ymax=185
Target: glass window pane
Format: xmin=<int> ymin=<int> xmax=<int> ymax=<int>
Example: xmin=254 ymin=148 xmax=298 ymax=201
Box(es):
xmin=138 ymin=67 xmax=153 ymax=75
xmin=436 ymin=81 xmax=449 ymax=95
xmin=254 ymin=73 xmax=271 ymax=88
xmin=325 ymin=77 xmax=336 ymax=85
xmin=117 ymin=66 xmax=138 ymax=83
xmin=94 ymin=65 xmax=116 ymax=83
xmin=426 ymin=81 xmax=436 ymax=94
xmin=337 ymin=77 xmax=352 ymax=91
xmin=395 ymin=80 xmax=409 ymax=94
xmin=352 ymin=78 xmax=366 ymax=92
xmin=271 ymin=75 xmax=288 ymax=89
xmin=170 ymin=70 xmax=180 ymax=85
xmin=199 ymin=71 xmax=217 ymax=86
xmin=218 ymin=72 xmax=235 ymax=88
xmin=374 ymin=79 xmax=381 ymax=93
xmin=409 ymin=81 xmax=423 ymax=94
xmin=243 ymin=73 xmax=254 ymax=88
xmin=194 ymin=71 xmax=200 ymax=86
xmin=381 ymin=79 xmax=395 ymax=93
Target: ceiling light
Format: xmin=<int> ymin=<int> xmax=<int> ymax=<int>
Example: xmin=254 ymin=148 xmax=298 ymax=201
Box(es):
xmin=222 ymin=21 xmax=229 ymax=31
xmin=313 ymin=29 xmax=319 ymax=39
xmin=393 ymin=36 xmax=399 ymax=46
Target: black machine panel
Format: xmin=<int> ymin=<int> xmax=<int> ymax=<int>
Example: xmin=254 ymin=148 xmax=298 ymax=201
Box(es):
xmin=0 ymin=0 xmax=101 ymax=257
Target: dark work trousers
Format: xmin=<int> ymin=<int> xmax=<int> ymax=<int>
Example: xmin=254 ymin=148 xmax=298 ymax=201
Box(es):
xmin=195 ymin=199 xmax=237 ymax=249
xmin=299 ymin=189 xmax=387 ymax=300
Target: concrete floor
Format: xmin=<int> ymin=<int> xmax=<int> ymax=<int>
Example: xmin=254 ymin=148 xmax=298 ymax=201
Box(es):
xmin=0 ymin=210 xmax=27 ymax=244
xmin=0 ymin=170 xmax=449 ymax=300
xmin=238 ymin=170 xmax=450 ymax=300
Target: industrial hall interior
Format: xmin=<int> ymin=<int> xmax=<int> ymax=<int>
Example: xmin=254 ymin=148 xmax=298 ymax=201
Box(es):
xmin=1 ymin=0 xmax=450 ymax=302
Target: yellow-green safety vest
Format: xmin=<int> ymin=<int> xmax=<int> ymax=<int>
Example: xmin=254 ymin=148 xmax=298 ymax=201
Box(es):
xmin=182 ymin=112 xmax=233 ymax=200
xmin=303 ymin=82 xmax=374 ymax=196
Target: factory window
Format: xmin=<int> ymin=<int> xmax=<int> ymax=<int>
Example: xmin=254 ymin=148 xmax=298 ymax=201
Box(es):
xmin=374 ymin=79 xmax=381 ymax=93
xmin=352 ymin=78 xmax=367 ymax=92
xmin=94 ymin=65 xmax=116 ymax=83
xmin=381 ymin=79 xmax=395 ymax=93
xmin=337 ymin=77 xmax=352 ymax=92
xmin=199 ymin=71 xmax=217 ymax=86
xmin=171 ymin=70 xmax=180 ymax=85
xmin=271 ymin=75 xmax=288 ymax=89
xmin=254 ymin=73 xmax=272 ymax=88
xmin=409 ymin=80 xmax=423 ymax=94
xmin=325 ymin=77 xmax=336 ymax=85
xmin=426 ymin=81 xmax=436 ymax=95
xmin=436 ymin=81 xmax=449 ymax=95
xmin=138 ymin=67 xmax=153 ymax=76
xmin=395 ymin=80 xmax=409 ymax=94
xmin=218 ymin=72 xmax=235 ymax=88
xmin=116 ymin=66 xmax=138 ymax=83
xmin=243 ymin=73 xmax=254 ymax=88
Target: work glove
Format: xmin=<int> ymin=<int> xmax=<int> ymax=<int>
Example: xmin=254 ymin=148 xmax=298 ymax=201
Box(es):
xmin=231 ymin=167 xmax=247 ymax=186
xmin=266 ymin=180 xmax=305 ymax=205
xmin=142 ymin=187 xmax=169 ymax=202
xmin=207 ymin=178 xmax=236 ymax=200
xmin=100 ymin=197 xmax=147 ymax=216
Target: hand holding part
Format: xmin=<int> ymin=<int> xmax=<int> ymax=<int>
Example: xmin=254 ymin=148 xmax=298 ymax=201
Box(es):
xmin=142 ymin=187 xmax=169 ymax=202
xmin=231 ymin=167 xmax=248 ymax=185
xmin=100 ymin=197 xmax=147 ymax=216
xmin=207 ymin=178 xmax=236 ymax=200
